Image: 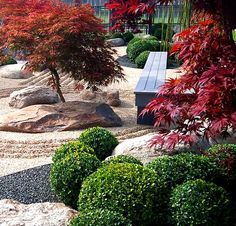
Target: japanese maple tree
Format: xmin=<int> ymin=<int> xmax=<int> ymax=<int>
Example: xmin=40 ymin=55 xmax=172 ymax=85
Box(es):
xmin=105 ymin=0 xmax=155 ymax=32
xmin=142 ymin=0 xmax=236 ymax=149
xmin=0 ymin=0 xmax=124 ymax=102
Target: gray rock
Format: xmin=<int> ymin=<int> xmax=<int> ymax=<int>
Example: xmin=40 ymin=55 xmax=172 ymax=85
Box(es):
xmin=9 ymin=86 xmax=60 ymax=109
xmin=0 ymin=101 xmax=122 ymax=133
xmin=0 ymin=199 xmax=77 ymax=226
xmin=106 ymin=38 xmax=125 ymax=47
xmin=0 ymin=63 xmax=32 ymax=79
xmin=80 ymin=90 xmax=121 ymax=107
xmin=112 ymin=133 xmax=162 ymax=164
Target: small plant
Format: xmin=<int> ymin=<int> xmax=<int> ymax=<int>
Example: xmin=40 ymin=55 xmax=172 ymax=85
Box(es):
xmin=69 ymin=208 xmax=132 ymax=226
xmin=135 ymin=51 xmax=150 ymax=68
xmin=146 ymin=153 xmax=224 ymax=193
xmin=204 ymin=144 xmax=236 ymax=180
xmin=169 ymin=179 xmax=234 ymax=226
xmin=50 ymin=141 xmax=101 ymax=208
xmin=111 ymin=32 xmax=123 ymax=39
xmin=102 ymin=154 xmax=143 ymax=166
xmin=127 ymin=39 xmax=158 ymax=61
xmin=122 ymin=31 xmax=134 ymax=43
xmin=0 ymin=57 xmax=17 ymax=66
xmin=78 ymin=127 xmax=118 ymax=160
xmin=79 ymin=163 xmax=165 ymax=225
xmin=150 ymin=23 xmax=174 ymax=40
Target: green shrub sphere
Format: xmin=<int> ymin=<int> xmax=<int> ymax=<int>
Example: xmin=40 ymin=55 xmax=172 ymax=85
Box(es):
xmin=169 ymin=179 xmax=234 ymax=226
xmin=102 ymin=154 xmax=143 ymax=166
xmin=79 ymin=163 xmax=165 ymax=225
xmin=69 ymin=209 xmax=132 ymax=226
xmin=50 ymin=141 xmax=101 ymax=208
xmin=122 ymin=31 xmax=134 ymax=43
xmin=78 ymin=127 xmax=118 ymax=161
xmin=146 ymin=153 xmax=223 ymax=192
xmin=127 ymin=39 xmax=158 ymax=61
xmin=135 ymin=51 xmax=150 ymax=68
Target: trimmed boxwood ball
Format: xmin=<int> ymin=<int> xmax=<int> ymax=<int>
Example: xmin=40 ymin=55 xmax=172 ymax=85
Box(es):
xmin=52 ymin=140 xmax=95 ymax=160
xmin=102 ymin=154 xmax=143 ymax=166
xmin=135 ymin=51 xmax=150 ymax=68
xmin=111 ymin=32 xmax=123 ymax=39
xmin=78 ymin=127 xmax=118 ymax=161
xmin=78 ymin=163 xmax=165 ymax=226
xmin=127 ymin=39 xmax=158 ymax=61
xmin=122 ymin=31 xmax=134 ymax=43
xmin=126 ymin=37 xmax=142 ymax=55
xmin=69 ymin=209 xmax=132 ymax=226
xmin=50 ymin=142 xmax=101 ymax=208
xmin=146 ymin=153 xmax=224 ymax=193
xmin=169 ymin=179 xmax=234 ymax=226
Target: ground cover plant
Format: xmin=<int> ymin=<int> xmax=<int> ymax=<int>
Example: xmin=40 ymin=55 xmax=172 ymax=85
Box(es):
xmin=0 ymin=0 xmax=124 ymax=102
xmin=142 ymin=0 xmax=236 ymax=149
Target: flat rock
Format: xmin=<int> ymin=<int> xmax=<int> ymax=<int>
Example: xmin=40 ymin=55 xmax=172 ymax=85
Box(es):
xmin=106 ymin=38 xmax=125 ymax=47
xmin=0 ymin=63 xmax=32 ymax=79
xmin=9 ymin=86 xmax=60 ymax=109
xmin=0 ymin=101 xmax=122 ymax=133
xmin=0 ymin=199 xmax=77 ymax=226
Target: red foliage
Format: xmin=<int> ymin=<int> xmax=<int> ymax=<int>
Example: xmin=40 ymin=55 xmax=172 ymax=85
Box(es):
xmin=143 ymin=19 xmax=236 ymax=149
xmin=0 ymin=0 xmax=124 ymax=101
xmin=105 ymin=0 xmax=156 ymax=32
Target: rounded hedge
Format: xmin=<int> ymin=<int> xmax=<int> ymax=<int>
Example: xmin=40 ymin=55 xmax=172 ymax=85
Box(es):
xmin=126 ymin=37 xmax=142 ymax=55
xmin=78 ymin=163 xmax=165 ymax=225
xmin=111 ymin=32 xmax=123 ymax=39
xmin=102 ymin=154 xmax=143 ymax=166
xmin=169 ymin=179 xmax=234 ymax=226
xmin=135 ymin=51 xmax=150 ymax=68
xmin=69 ymin=209 xmax=132 ymax=226
xmin=122 ymin=31 xmax=134 ymax=43
xmin=146 ymin=153 xmax=224 ymax=193
xmin=78 ymin=127 xmax=118 ymax=161
xmin=204 ymin=144 xmax=236 ymax=181
xmin=50 ymin=141 xmax=101 ymax=208
xmin=52 ymin=140 xmax=95 ymax=161
xmin=127 ymin=39 xmax=158 ymax=61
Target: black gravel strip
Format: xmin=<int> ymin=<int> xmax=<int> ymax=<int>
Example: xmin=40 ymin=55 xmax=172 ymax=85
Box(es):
xmin=0 ymin=164 xmax=59 ymax=203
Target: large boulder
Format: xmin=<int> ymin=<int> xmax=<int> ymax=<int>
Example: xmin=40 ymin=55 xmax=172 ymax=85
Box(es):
xmin=0 ymin=199 xmax=77 ymax=226
xmin=0 ymin=101 xmax=122 ymax=133
xmin=106 ymin=38 xmax=125 ymax=47
xmin=9 ymin=86 xmax=60 ymax=109
xmin=112 ymin=133 xmax=161 ymax=164
xmin=0 ymin=63 xmax=32 ymax=79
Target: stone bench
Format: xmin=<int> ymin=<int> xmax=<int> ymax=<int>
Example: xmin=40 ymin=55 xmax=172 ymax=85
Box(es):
xmin=134 ymin=51 xmax=167 ymax=125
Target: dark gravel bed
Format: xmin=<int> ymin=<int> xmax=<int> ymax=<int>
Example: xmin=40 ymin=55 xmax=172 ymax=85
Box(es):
xmin=0 ymin=164 xmax=59 ymax=203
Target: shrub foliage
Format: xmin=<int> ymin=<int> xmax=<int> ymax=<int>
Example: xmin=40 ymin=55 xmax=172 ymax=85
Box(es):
xmin=50 ymin=141 xmax=101 ymax=208
xmin=169 ymin=179 xmax=234 ymax=226
xmin=69 ymin=208 xmax=132 ymax=226
xmin=78 ymin=127 xmax=118 ymax=160
xmin=135 ymin=51 xmax=150 ymax=68
xmin=79 ymin=163 xmax=164 ymax=225
xmin=102 ymin=155 xmax=143 ymax=166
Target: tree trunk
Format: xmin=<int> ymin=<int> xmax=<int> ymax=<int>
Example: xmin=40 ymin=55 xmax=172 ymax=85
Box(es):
xmin=49 ymin=67 xmax=65 ymax=102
